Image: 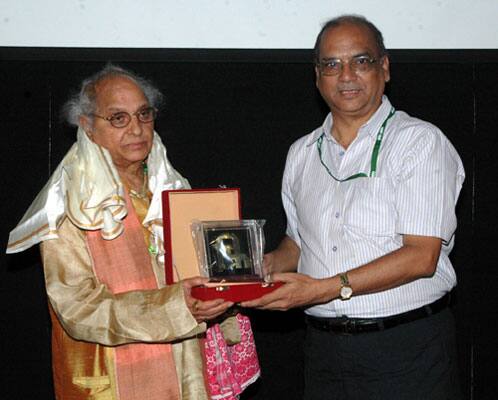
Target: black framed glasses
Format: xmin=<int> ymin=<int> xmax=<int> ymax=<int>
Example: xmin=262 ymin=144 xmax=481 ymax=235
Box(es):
xmin=92 ymin=106 xmax=157 ymax=128
xmin=317 ymin=55 xmax=379 ymax=76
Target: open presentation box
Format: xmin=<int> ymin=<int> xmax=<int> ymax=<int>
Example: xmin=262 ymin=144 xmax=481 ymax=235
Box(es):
xmin=162 ymin=188 xmax=282 ymax=302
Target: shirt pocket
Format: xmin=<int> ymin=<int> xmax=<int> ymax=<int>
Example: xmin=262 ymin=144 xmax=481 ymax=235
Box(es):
xmin=342 ymin=177 xmax=396 ymax=236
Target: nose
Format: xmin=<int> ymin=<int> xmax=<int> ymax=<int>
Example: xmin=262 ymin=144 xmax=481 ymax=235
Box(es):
xmin=128 ymin=114 xmax=143 ymax=136
xmin=338 ymin=62 xmax=357 ymax=81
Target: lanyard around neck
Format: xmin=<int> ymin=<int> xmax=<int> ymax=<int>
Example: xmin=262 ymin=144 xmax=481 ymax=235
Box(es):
xmin=316 ymin=107 xmax=395 ymax=182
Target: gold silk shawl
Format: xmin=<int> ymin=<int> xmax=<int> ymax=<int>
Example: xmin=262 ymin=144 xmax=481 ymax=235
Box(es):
xmin=6 ymin=127 xmax=189 ymax=253
xmin=8 ymin=126 xmax=210 ymax=399
xmin=45 ymin=196 xmax=208 ymax=400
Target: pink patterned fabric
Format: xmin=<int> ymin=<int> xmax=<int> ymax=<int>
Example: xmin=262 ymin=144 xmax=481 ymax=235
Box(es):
xmin=204 ymin=314 xmax=261 ymax=400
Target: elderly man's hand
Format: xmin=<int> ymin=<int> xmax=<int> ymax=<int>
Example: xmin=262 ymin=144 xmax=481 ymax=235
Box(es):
xmin=182 ymin=277 xmax=234 ymax=323
xmin=240 ymin=272 xmax=333 ymax=311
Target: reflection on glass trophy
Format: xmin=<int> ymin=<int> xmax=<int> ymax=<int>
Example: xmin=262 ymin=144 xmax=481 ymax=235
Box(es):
xmin=191 ymin=219 xmax=265 ymax=282
xmin=209 ymin=232 xmax=252 ymax=276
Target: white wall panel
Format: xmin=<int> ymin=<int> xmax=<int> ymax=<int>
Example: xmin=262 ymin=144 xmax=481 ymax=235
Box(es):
xmin=0 ymin=0 xmax=496 ymax=49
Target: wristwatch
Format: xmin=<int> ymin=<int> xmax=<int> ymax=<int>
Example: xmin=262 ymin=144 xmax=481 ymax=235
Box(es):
xmin=339 ymin=272 xmax=353 ymax=300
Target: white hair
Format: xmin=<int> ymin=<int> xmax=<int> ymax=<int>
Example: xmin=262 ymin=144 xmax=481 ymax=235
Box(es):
xmin=63 ymin=64 xmax=163 ymax=126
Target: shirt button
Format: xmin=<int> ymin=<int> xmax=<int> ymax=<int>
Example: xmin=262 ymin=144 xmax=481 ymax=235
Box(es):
xmin=332 ymin=246 xmax=338 ymax=252
xmin=339 ymin=151 xmax=345 ymax=156
xmin=335 ymin=212 xmax=340 ymax=218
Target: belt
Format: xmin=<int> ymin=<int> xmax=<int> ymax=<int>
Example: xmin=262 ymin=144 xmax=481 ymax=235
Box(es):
xmin=305 ymin=293 xmax=451 ymax=335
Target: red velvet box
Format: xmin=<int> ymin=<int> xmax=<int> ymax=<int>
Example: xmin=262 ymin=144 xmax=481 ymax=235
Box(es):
xmin=162 ymin=188 xmax=282 ymax=302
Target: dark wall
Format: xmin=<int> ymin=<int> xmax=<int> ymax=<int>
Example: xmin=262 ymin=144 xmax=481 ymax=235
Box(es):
xmin=1 ymin=48 xmax=496 ymax=399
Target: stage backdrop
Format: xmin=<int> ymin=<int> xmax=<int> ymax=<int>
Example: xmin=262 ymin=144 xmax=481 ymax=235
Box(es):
xmin=0 ymin=48 xmax=497 ymax=399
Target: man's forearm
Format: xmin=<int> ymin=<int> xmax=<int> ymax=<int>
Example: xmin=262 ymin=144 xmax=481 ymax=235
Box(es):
xmin=268 ymin=235 xmax=300 ymax=273
xmin=314 ymin=234 xmax=442 ymax=304
xmin=337 ymin=234 xmax=442 ymax=297
xmin=243 ymin=234 xmax=442 ymax=310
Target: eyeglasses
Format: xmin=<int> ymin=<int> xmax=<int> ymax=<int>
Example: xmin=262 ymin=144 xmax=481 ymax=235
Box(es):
xmin=317 ymin=55 xmax=379 ymax=76
xmin=92 ymin=106 xmax=157 ymax=128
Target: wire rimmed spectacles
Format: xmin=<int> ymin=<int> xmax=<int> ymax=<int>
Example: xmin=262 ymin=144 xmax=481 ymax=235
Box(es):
xmin=91 ymin=106 xmax=157 ymax=128
xmin=317 ymin=55 xmax=379 ymax=76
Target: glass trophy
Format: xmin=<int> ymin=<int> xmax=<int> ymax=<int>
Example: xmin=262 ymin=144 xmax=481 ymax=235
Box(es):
xmin=191 ymin=220 xmax=265 ymax=282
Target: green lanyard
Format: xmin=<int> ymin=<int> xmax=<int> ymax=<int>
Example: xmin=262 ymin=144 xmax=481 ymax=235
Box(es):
xmin=316 ymin=107 xmax=395 ymax=182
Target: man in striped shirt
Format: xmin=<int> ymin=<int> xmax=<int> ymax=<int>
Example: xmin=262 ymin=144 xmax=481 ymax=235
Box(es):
xmin=242 ymin=15 xmax=465 ymax=399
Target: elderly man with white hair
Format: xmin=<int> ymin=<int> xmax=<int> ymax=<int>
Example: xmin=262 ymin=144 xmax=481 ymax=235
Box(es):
xmin=7 ymin=64 xmax=258 ymax=400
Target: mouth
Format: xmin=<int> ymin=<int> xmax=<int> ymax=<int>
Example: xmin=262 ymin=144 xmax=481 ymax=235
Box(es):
xmin=125 ymin=141 xmax=147 ymax=150
xmin=338 ymin=88 xmax=362 ymax=96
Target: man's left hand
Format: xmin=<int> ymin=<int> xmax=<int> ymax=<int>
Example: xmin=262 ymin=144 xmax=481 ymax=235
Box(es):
xmin=240 ymin=272 xmax=333 ymax=310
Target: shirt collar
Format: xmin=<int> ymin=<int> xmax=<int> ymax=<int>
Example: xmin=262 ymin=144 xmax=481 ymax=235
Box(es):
xmin=308 ymin=95 xmax=393 ymax=146
xmin=360 ymin=96 xmax=393 ymax=139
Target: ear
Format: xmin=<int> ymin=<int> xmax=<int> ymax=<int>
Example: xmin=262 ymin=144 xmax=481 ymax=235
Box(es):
xmin=381 ymin=56 xmax=390 ymax=83
xmin=79 ymin=116 xmax=95 ymax=141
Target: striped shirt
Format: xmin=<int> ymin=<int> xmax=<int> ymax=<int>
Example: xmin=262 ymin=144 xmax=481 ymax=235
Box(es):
xmin=282 ymin=96 xmax=465 ymax=318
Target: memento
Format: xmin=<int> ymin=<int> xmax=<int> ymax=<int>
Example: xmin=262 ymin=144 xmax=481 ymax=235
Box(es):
xmin=162 ymin=188 xmax=282 ymax=301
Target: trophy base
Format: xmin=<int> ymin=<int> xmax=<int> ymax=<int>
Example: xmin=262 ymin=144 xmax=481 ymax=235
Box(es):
xmin=208 ymin=274 xmax=263 ymax=283
xmin=191 ymin=281 xmax=284 ymax=302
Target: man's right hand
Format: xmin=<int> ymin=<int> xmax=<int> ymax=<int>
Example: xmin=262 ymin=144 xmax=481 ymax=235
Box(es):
xmin=262 ymin=253 xmax=275 ymax=281
xmin=263 ymin=236 xmax=301 ymax=277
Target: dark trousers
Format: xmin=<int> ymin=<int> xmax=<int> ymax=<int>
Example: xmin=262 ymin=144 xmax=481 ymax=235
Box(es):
xmin=304 ymin=308 xmax=462 ymax=400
